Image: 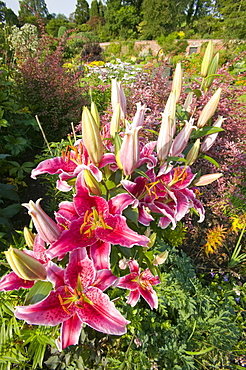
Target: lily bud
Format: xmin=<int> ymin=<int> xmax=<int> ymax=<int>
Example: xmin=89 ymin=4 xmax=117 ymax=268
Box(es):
xmin=82 ymin=106 xmax=103 ymax=166
xmin=110 ymin=102 xmax=121 ymax=138
xmin=111 ymin=79 xmax=126 ymax=118
xmin=22 ymin=199 xmax=61 ymax=244
xmin=171 ymin=62 xmax=183 ymax=103
xmin=186 ymin=138 xmax=200 ymax=166
xmin=204 ymin=52 xmax=219 ymax=89
xmin=91 ymin=101 xmax=100 ymax=127
xmin=120 ymin=126 xmax=141 ymax=176
xmin=170 ymin=119 xmax=195 ymax=157
xmin=201 ymin=40 xmax=214 ymax=78
xmin=197 ymin=88 xmax=221 ymax=128
xmin=153 ymin=251 xmax=169 ymax=266
xmin=131 ymin=102 xmax=147 ymax=129
xmin=183 ymin=91 xmax=193 ymax=113
xmin=201 ymin=116 xmax=225 ymax=152
xmin=147 ymin=232 xmax=156 ymax=249
xmin=5 ymin=247 xmax=47 ymax=281
xmin=83 ymin=169 xmax=101 ymax=196
xmin=23 ymin=227 xmax=35 ymax=249
xmin=114 ymin=133 xmax=123 ymax=170
xmin=157 ymin=92 xmax=176 ymax=162
xmin=193 ymin=173 xmax=223 ymax=186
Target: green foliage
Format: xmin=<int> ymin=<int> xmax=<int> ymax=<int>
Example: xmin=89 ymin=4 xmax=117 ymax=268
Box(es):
xmin=45 ymin=15 xmax=69 ymax=37
xmin=0 ymin=291 xmax=59 ymax=370
xmin=74 ymin=0 xmax=90 ymax=25
xmin=26 ymin=242 xmax=244 ymax=369
xmin=157 ymin=32 xmax=188 ymax=57
xmin=141 ymin=0 xmax=177 ymax=39
xmin=161 ymin=221 xmax=187 ymax=247
xmin=105 ymin=42 xmax=122 ymax=57
xmin=0 ymin=183 xmax=21 ymax=237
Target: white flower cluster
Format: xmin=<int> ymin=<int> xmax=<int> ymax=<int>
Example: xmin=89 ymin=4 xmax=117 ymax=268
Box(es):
xmin=8 ymin=24 xmax=38 ymax=56
xmin=85 ymin=58 xmax=142 ymax=83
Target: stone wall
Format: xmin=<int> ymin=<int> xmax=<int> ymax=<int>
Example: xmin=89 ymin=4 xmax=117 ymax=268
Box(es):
xmin=100 ymin=39 xmax=226 ymax=57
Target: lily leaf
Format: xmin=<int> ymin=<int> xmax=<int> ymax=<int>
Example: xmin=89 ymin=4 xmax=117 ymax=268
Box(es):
xmin=191 ymin=127 xmax=224 ymax=139
xmin=201 ymin=154 xmax=221 ymax=168
xmin=25 ymin=281 xmax=53 ymax=305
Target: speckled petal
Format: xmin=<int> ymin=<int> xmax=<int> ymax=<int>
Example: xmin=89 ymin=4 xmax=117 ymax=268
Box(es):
xmin=0 ymin=271 xmax=34 ymax=291
xmin=15 ymin=286 xmax=74 ymax=326
xmin=77 ymin=287 xmax=130 ymax=335
xmin=31 ymin=157 xmax=77 ymax=179
xmin=127 ymin=289 xmax=140 ymax=307
xmin=93 ymin=269 xmax=117 ymax=291
xmin=90 ymin=241 xmax=111 ymax=270
xmin=74 ymin=182 xmax=108 ymax=217
xmin=96 ymin=214 xmax=149 ymax=248
xmin=139 ymin=285 xmax=158 ymax=310
xmin=65 ymin=253 xmax=95 ymax=289
xmin=47 ymin=218 xmax=97 ymax=259
xmin=57 ymin=313 xmax=83 ymax=351
xmin=46 ymin=261 xmax=65 ymax=289
xmin=116 ymin=272 xmax=139 ymax=290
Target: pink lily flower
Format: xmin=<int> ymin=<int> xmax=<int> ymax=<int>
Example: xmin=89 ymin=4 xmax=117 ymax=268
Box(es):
xmin=122 ymin=166 xmax=205 ymax=229
xmin=31 ymin=142 xmax=116 ymax=192
xmin=116 ymin=259 xmax=160 ymax=309
xmin=47 ymin=173 xmax=149 ymax=259
xmin=137 ymin=141 xmax=158 ymax=170
xmin=15 ymin=249 xmax=130 ymax=350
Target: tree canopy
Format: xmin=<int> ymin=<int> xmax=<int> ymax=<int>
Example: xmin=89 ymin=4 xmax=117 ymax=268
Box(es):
xmin=2 ymin=0 xmax=245 ymax=40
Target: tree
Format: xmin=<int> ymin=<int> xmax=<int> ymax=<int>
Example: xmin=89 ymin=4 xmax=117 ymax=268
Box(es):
xmin=0 ymin=1 xmax=5 ymax=22
xmin=45 ymin=14 xmax=69 ymax=37
xmin=141 ymin=0 xmax=178 ymax=39
xmin=4 ymin=8 xmax=20 ymax=26
xmin=216 ymin=0 xmax=246 ymax=38
xmin=104 ymin=0 xmax=140 ymax=38
xmin=98 ymin=0 xmax=105 ymax=17
xmin=90 ymin=0 xmax=99 ymax=18
xmin=74 ymin=0 xmax=90 ymax=25
xmin=184 ymin=0 xmax=213 ymax=26
xmin=18 ymin=0 xmax=49 ymax=18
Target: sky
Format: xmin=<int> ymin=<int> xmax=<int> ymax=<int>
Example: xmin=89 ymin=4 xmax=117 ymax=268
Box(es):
xmin=4 ymin=0 xmax=93 ymax=18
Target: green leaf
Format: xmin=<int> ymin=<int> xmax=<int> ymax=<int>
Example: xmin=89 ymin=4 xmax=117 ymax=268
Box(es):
xmin=184 ymin=88 xmax=202 ymax=98
xmin=184 ymin=346 xmax=214 ymax=355
xmin=0 ymin=118 xmax=9 ymax=127
xmin=167 ymin=156 xmax=187 ymax=164
xmin=123 ymin=206 xmax=139 ymax=226
xmin=0 ymin=184 xmax=19 ymax=201
xmin=134 ymin=169 xmax=151 ymax=179
xmin=25 ymin=281 xmax=53 ymax=305
xmin=201 ymin=154 xmax=221 ymax=168
xmin=191 ymin=126 xmax=224 ymax=139
xmin=0 ymin=204 xmax=21 ymax=218
xmin=145 ymin=128 xmax=159 ymax=136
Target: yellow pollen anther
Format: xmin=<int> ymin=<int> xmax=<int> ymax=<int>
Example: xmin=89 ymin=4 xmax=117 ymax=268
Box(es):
xmin=58 ymin=294 xmax=71 ymax=315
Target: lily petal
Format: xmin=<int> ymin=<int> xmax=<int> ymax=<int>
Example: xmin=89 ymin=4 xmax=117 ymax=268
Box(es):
xmin=0 ymin=271 xmax=34 ymax=291
xmin=57 ymin=313 xmax=83 ymax=351
xmin=31 ymin=157 xmax=77 ymax=179
xmin=90 ymin=241 xmax=111 ymax=270
xmin=65 ymin=254 xmax=95 ymax=290
xmin=127 ymin=289 xmax=141 ymax=307
xmin=15 ymin=287 xmax=75 ymax=326
xmin=77 ymin=286 xmax=130 ymax=335
xmin=139 ymin=285 xmax=158 ymax=310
